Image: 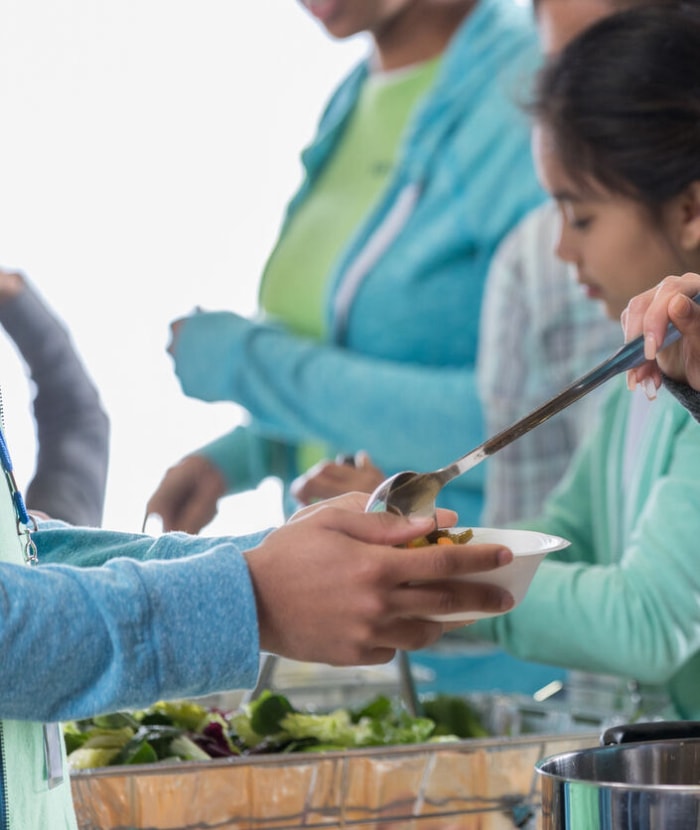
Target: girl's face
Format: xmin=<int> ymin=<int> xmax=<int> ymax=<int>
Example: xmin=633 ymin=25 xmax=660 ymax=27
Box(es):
xmin=534 ymin=127 xmax=692 ymax=320
xmin=298 ymin=0 xmax=417 ymax=39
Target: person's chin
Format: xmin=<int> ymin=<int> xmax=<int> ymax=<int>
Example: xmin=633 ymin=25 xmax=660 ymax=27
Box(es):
xmin=302 ymin=0 xmax=352 ymax=36
xmin=579 ymin=280 xmax=603 ymax=301
xmin=582 ymin=284 xmax=621 ymax=321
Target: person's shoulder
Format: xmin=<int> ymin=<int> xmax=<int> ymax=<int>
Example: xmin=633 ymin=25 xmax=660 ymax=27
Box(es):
xmin=313 ymin=60 xmax=369 ymax=130
xmin=445 ymin=0 xmax=537 ymax=64
xmin=470 ymin=0 xmax=538 ymax=48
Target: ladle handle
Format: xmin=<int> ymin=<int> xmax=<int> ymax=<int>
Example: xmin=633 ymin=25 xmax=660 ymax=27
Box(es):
xmin=449 ymin=291 xmax=700 ymax=480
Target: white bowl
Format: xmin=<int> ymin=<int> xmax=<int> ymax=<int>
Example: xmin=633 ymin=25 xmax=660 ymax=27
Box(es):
xmin=427 ymin=527 xmax=570 ymax=623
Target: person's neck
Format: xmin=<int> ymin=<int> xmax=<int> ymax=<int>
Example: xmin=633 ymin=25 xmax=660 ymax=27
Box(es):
xmin=372 ymin=1 xmax=478 ymax=72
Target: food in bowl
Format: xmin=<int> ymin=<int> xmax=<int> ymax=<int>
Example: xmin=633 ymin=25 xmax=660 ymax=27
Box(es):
xmin=406 ymin=527 xmax=474 ymax=547
xmin=418 ymin=527 xmax=570 ymax=624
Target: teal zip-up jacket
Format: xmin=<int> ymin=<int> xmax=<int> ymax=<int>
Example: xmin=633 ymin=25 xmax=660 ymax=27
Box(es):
xmin=463 ymin=380 xmax=700 ymax=719
xmin=173 ymin=0 xmax=546 ymax=521
xmin=0 ymin=428 xmax=265 ymax=828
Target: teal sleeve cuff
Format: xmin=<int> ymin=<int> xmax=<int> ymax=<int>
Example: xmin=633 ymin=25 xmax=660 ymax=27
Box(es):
xmin=197 ymin=426 xmax=294 ymax=496
xmin=196 ymin=427 xmax=263 ymax=495
xmin=174 ymin=310 xmax=252 ymax=403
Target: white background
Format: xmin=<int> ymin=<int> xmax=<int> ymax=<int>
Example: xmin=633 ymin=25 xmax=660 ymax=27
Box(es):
xmin=0 ymin=1 xmax=530 ymax=538
xmin=0 ymin=2 xmax=368 ymax=535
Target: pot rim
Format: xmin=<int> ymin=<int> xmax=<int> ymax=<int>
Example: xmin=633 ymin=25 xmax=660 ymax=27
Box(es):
xmin=536 ymin=738 xmax=700 ymax=793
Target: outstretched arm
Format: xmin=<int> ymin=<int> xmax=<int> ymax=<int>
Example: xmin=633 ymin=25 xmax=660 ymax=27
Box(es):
xmin=169 ymin=310 xmax=485 ymax=499
xmin=17 ymin=494 xmax=513 ymax=722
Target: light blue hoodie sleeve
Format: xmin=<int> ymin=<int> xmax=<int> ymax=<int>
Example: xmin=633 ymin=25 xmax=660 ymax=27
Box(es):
xmin=0 ymin=524 xmax=269 ymax=722
xmin=194 ymin=425 xmax=292 ymax=499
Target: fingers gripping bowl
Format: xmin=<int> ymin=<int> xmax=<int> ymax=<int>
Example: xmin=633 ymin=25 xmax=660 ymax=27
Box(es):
xmin=421 ymin=527 xmax=570 ymax=623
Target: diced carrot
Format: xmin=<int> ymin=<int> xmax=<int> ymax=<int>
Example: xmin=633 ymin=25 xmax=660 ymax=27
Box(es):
xmin=436 ymin=536 xmax=455 ymax=545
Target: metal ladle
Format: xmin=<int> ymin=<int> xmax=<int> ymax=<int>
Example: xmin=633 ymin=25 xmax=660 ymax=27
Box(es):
xmin=366 ymin=296 xmax=700 ymax=520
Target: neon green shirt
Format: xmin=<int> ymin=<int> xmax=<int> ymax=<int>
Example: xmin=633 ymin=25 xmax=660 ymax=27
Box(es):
xmin=259 ymin=57 xmax=441 ymax=473
xmin=260 ymin=57 xmax=441 ymax=339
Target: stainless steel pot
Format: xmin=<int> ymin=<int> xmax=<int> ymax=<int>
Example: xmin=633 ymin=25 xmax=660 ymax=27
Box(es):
xmin=537 ymin=721 xmax=700 ymax=829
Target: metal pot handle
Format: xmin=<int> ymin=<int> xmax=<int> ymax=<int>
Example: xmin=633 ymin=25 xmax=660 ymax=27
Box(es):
xmin=602 ymin=721 xmax=700 ymax=745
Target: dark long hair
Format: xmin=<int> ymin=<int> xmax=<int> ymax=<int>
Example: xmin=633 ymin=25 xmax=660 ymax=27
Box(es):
xmin=530 ymin=5 xmax=700 ymax=217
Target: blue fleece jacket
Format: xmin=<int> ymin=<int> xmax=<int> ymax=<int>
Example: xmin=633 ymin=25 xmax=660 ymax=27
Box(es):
xmin=173 ymin=0 xmax=546 ymax=522
xmin=0 ymin=461 xmax=266 ymax=828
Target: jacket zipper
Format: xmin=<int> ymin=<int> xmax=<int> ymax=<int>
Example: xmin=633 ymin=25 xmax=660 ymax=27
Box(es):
xmin=331 ymin=182 xmax=420 ymax=343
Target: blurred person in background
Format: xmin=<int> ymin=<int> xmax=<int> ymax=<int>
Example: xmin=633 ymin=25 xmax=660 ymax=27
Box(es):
xmin=146 ymin=0 xmax=546 ymax=534
xmin=291 ymin=0 xmax=679 ymax=528
xmin=0 ymin=267 xmax=109 ymax=526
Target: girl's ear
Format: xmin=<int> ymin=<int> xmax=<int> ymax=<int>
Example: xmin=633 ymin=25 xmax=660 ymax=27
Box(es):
xmin=678 ymin=181 xmax=700 ymax=252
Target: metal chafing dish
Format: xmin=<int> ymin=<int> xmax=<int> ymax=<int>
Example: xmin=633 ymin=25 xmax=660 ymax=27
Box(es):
xmin=72 ymin=731 xmax=599 ymax=830
xmin=70 ymin=660 xmax=671 ymax=829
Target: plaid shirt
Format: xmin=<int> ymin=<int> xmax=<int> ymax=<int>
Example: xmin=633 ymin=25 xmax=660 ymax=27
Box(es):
xmin=477 ymin=201 xmax=622 ymax=525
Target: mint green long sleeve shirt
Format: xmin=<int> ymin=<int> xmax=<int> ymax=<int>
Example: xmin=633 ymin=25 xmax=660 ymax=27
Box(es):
xmin=464 ymin=379 xmax=700 ymax=719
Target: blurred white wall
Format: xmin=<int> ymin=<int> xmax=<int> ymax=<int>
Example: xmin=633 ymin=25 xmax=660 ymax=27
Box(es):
xmin=0 ymin=2 xmax=367 ymax=534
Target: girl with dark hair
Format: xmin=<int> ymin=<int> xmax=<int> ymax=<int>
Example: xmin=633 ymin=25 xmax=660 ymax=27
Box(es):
xmin=452 ymin=4 xmax=700 ymax=719
xmin=476 ymin=0 xmax=693 ymax=528
xmin=290 ymin=0 xmax=696 ymax=700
